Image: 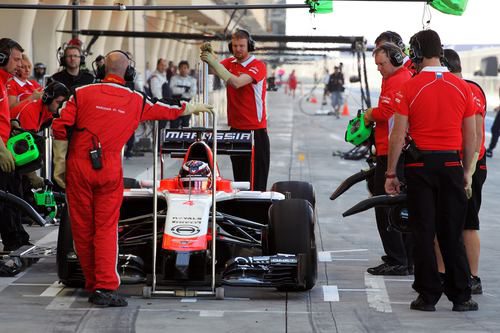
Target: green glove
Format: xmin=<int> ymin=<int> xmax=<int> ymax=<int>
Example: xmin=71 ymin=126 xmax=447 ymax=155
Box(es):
xmin=200 ymin=51 xmax=232 ymax=82
xmin=200 ymin=42 xmax=213 ymax=53
xmin=25 ymin=171 xmax=44 ymax=189
xmin=0 ymin=139 xmax=15 ymax=173
xmin=53 ymin=140 xmax=68 ymax=189
xmin=182 ymin=103 xmax=214 ymax=116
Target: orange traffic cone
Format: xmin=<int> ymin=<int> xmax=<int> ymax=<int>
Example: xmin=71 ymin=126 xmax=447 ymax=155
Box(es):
xmin=310 ymin=96 xmax=318 ymax=104
xmin=341 ymin=102 xmax=350 ymax=116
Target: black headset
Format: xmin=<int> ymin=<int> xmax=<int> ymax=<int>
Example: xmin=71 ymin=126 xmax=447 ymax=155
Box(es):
xmin=58 ymin=46 xmax=86 ymax=68
xmin=228 ymin=29 xmax=256 ymax=54
xmin=0 ymin=38 xmax=21 ymax=67
xmin=95 ymin=50 xmax=136 ymax=82
xmin=409 ymin=34 xmax=424 ymax=65
xmin=378 ymin=43 xmax=404 ymax=67
xmin=42 ymin=81 xmax=70 ymax=105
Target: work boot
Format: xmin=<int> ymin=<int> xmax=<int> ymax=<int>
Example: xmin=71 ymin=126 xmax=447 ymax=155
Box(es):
xmin=452 ymin=298 xmax=478 ymax=312
xmin=410 ymin=295 xmax=436 ymax=312
xmin=88 ymin=289 xmax=128 ymax=307
xmin=367 ymin=262 xmax=409 ymax=276
xmin=471 ymin=276 xmax=483 ymax=295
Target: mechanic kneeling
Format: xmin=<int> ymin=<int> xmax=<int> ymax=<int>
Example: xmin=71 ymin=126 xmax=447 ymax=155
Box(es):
xmin=52 ymin=50 xmax=213 ymax=307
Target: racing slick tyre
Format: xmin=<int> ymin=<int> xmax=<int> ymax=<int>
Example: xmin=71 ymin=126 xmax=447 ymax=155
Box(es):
xmin=56 ymin=207 xmax=85 ymax=288
xmin=268 ymin=199 xmax=317 ymax=291
xmin=271 ymin=181 xmax=315 ymax=208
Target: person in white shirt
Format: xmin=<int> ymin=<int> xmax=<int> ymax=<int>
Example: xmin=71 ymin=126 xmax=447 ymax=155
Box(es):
xmin=169 ymin=60 xmax=197 ymax=128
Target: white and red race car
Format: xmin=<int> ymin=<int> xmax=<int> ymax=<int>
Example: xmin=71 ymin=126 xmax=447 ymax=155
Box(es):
xmin=57 ymin=127 xmax=317 ymax=297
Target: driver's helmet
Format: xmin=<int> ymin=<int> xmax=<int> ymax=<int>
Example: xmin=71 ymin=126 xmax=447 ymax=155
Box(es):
xmin=179 ymin=160 xmax=212 ymax=191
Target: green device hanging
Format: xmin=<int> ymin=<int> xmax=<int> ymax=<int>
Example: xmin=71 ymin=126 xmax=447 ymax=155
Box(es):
xmin=33 ymin=189 xmax=57 ymax=219
xmin=7 ymin=132 xmax=40 ymax=166
xmin=345 ymin=110 xmax=373 ymax=146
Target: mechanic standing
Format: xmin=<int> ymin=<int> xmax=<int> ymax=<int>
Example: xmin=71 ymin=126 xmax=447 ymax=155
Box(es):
xmin=200 ymin=29 xmax=270 ymax=191
xmin=50 ymin=44 xmax=94 ymax=93
xmin=363 ymin=42 xmax=412 ymax=276
xmin=385 ymin=30 xmax=477 ymax=312
xmin=375 ymin=31 xmax=416 ymax=76
xmin=52 ymin=51 xmax=213 ymax=306
xmin=0 ymin=38 xmax=31 ymax=252
xmin=434 ymin=49 xmax=487 ymax=295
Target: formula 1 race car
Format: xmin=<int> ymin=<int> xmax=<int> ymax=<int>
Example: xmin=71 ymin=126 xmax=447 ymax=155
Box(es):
xmin=57 ymin=126 xmax=317 ymax=297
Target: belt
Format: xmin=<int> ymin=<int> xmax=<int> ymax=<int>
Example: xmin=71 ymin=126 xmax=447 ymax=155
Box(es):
xmin=420 ymin=150 xmax=459 ymax=155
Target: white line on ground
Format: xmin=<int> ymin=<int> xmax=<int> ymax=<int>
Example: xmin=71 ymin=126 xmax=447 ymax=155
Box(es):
xmin=318 ymin=251 xmax=331 ymax=262
xmin=11 ymin=283 xmax=52 ymax=286
xmin=339 ymin=288 xmax=382 ymax=292
xmin=323 ymin=285 xmax=339 ymax=302
xmin=329 ymin=133 xmax=344 ymax=142
xmin=199 ymin=310 xmax=224 ymax=317
xmin=181 ymin=298 xmax=197 ymax=303
xmin=327 ymin=249 xmax=369 ymax=253
xmin=365 ymin=272 xmax=392 ymax=313
xmin=0 ymin=271 xmax=28 ymax=293
xmin=46 ymin=295 xmax=77 ymax=310
xmin=331 ymin=258 xmax=368 ymax=261
xmin=383 ymin=279 xmax=414 ymax=282
xmin=34 ymin=228 xmax=59 ymax=246
xmin=40 ymin=281 xmax=65 ymax=297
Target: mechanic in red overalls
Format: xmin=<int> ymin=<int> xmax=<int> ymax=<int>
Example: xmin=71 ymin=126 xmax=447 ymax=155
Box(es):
xmin=52 ymin=50 xmax=213 ymax=307
xmin=363 ymin=42 xmax=413 ymax=276
xmin=385 ymin=30 xmax=477 ymax=312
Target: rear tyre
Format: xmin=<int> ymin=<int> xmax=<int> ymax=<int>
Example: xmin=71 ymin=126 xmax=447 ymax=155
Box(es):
xmin=268 ymin=199 xmax=317 ymax=291
xmin=56 ymin=207 xmax=85 ymax=288
xmin=271 ymin=181 xmax=315 ymax=208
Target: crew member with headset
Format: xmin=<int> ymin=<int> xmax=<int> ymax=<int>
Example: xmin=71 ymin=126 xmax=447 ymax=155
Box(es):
xmin=200 ymin=29 xmax=270 ymax=191
xmin=385 ymin=30 xmax=477 ymax=312
xmin=10 ymin=81 xmax=70 ymax=189
xmin=51 ymin=50 xmax=213 ymax=306
xmin=50 ymin=44 xmax=94 ymax=93
xmin=0 ymin=38 xmax=31 ymax=252
xmin=375 ymin=31 xmax=416 ymax=76
xmin=436 ymin=49 xmax=487 ymax=295
xmin=363 ymin=42 xmax=413 ymax=276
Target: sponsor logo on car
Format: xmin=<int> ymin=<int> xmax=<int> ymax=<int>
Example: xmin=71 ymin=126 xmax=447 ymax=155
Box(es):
xmin=171 ymin=225 xmax=201 ymax=236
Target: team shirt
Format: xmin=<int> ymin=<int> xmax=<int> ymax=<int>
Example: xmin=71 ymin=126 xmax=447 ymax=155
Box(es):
xmin=6 ymin=77 xmax=41 ymax=102
xmin=0 ymin=69 xmax=12 ymax=144
xmin=10 ymin=99 xmax=52 ymax=132
xmin=395 ymin=66 xmax=475 ymax=150
xmin=466 ymin=81 xmax=487 ymax=160
xmin=371 ymin=67 xmax=412 ymax=155
xmin=221 ymin=55 xmax=267 ymax=130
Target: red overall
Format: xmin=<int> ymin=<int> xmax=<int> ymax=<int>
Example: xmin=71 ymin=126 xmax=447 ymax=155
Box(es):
xmin=52 ymin=74 xmax=185 ymax=291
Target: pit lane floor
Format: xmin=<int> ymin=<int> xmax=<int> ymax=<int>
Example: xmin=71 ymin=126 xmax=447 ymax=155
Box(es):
xmin=1 ymin=89 xmax=500 ymax=333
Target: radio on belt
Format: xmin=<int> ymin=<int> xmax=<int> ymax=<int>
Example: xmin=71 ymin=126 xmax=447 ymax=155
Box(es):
xmin=89 ymin=139 xmax=103 ymax=170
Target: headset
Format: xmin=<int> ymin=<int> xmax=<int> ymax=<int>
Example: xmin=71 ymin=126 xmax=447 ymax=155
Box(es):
xmin=95 ymin=50 xmax=136 ymax=82
xmin=408 ymin=34 xmax=424 ymax=65
xmin=58 ymin=45 xmax=86 ymax=68
xmin=228 ymin=28 xmax=256 ymax=54
xmin=42 ymin=81 xmax=70 ymax=105
xmin=377 ymin=31 xmax=405 ymax=52
xmin=377 ymin=43 xmax=404 ymax=67
xmin=0 ymin=38 xmax=22 ymax=67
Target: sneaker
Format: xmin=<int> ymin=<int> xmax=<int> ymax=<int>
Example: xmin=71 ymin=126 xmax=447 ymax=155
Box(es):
xmin=410 ymin=295 xmax=436 ymax=312
xmin=486 ymin=149 xmax=493 ymax=158
xmin=367 ymin=262 xmax=409 ymax=276
xmin=452 ymin=298 xmax=478 ymax=312
xmin=439 ymin=272 xmax=446 ymax=286
xmin=88 ymin=289 xmax=128 ymax=307
xmin=471 ymin=276 xmax=483 ymax=295
xmin=381 ymin=255 xmax=389 ymax=263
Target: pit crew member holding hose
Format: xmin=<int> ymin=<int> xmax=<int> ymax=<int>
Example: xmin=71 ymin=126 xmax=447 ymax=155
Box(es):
xmin=363 ymin=42 xmax=413 ymax=276
xmin=52 ymin=50 xmax=213 ymax=307
xmin=10 ymin=81 xmax=70 ymax=189
xmin=385 ymin=30 xmax=477 ymax=312
xmin=200 ymin=29 xmax=270 ymax=191
xmin=0 ymin=38 xmax=32 ymax=252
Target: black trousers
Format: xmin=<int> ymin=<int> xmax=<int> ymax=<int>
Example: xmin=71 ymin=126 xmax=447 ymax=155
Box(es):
xmin=0 ymin=170 xmax=30 ymax=251
xmin=230 ymin=128 xmax=270 ymax=191
xmin=488 ymin=111 xmax=500 ymax=151
xmin=405 ymin=153 xmax=471 ymax=304
xmin=374 ymin=155 xmax=411 ymax=266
